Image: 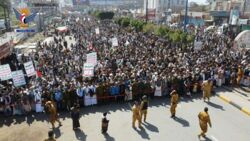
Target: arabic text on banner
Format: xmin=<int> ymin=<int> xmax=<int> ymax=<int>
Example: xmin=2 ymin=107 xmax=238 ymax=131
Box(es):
xmin=83 ymin=63 xmax=94 ymax=77
xmin=86 ymin=52 xmax=97 ymax=65
xmin=12 ymin=70 xmax=26 ymax=87
xmin=24 ymin=61 xmax=36 ymax=77
xmin=0 ymin=64 xmax=12 ymax=81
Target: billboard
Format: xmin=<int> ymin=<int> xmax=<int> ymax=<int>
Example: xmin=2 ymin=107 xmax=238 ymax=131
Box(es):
xmin=229 ymin=9 xmax=239 ymax=25
xmin=147 ymin=9 xmax=156 ymax=20
xmin=72 ymin=0 xmax=90 ymax=5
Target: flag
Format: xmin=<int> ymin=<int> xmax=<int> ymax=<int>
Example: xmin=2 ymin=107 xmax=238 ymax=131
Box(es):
xmin=36 ymin=70 xmax=42 ymax=78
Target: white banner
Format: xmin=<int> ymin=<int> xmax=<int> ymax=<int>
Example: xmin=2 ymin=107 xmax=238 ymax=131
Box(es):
xmin=83 ymin=63 xmax=94 ymax=77
xmin=95 ymin=27 xmax=100 ymax=34
xmin=238 ymin=19 xmax=248 ymax=25
xmin=24 ymin=61 xmax=36 ymax=77
xmin=0 ymin=64 xmax=12 ymax=81
xmin=86 ymin=52 xmax=97 ymax=65
xmin=112 ymin=37 xmax=118 ymax=47
xmin=12 ymin=70 xmax=26 ymax=87
xmin=194 ymin=41 xmax=202 ymax=50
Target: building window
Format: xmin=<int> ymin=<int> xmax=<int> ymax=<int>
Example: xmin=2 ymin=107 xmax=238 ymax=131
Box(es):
xmin=216 ymin=2 xmax=223 ymax=10
xmin=181 ymin=0 xmax=185 ymax=5
xmin=177 ymin=0 xmax=180 ymax=4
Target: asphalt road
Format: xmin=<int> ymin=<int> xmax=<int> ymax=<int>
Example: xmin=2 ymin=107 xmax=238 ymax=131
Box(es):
xmin=0 ymin=90 xmax=250 ymax=141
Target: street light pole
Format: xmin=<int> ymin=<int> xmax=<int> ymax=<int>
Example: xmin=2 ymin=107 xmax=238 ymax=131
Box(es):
xmin=146 ymin=0 xmax=148 ymax=23
xmin=184 ymin=0 xmax=188 ymax=32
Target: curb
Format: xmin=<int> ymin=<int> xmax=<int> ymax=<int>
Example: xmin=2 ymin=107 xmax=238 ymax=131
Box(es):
xmin=218 ymin=94 xmax=250 ymax=116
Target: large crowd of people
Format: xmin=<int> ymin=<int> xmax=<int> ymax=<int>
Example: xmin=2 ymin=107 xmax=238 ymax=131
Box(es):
xmin=0 ymin=15 xmax=249 ymax=117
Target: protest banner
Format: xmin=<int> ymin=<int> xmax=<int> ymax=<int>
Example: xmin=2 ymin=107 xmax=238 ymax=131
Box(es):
xmin=95 ymin=27 xmax=100 ymax=34
xmin=86 ymin=52 xmax=97 ymax=65
xmin=0 ymin=64 xmax=12 ymax=81
xmin=194 ymin=41 xmax=202 ymax=50
xmin=112 ymin=37 xmax=118 ymax=47
xmin=12 ymin=70 xmax=26 ymax=87
xmin=83 ymin=63 xmax=94 ymax=77
xmin=24 ymin=61 xmax=36 ymax=77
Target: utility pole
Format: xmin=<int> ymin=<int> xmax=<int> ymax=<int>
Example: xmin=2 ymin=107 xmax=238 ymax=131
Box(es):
xmin=184 ymin=0 xmax=188 ymax=32
xmin=243 ymin=0 xmax=247 ymax=17
xmin=146 ymin=0 xmax=148 ymax=23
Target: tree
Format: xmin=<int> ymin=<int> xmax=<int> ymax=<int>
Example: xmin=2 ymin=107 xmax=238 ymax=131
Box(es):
xmin=130 ymin=19 xmax=145 ymax=31
xmin=94 ymin=11 xmax=115 ymax=20
xmin=121 ymin=17 xmax=130 ymax=27
xmin=143 ymin=23 xmax=155 ymax=33
xmin=170 ymin=32 xmax=181 ymax=43
xmin=187 ymin=34 xmax=195 ymax=44
xmin=154 ymin=26 xmax=169 ymax=37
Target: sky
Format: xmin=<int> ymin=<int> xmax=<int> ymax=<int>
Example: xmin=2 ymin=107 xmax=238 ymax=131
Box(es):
xmin=189 ymin=0 xmax=208 ymax=5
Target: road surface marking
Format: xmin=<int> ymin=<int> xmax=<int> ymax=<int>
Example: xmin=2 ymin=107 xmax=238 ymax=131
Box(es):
xmin=218 ymin=95 xmax=231 ymax=103
xmin=211 ymin=135 xmax=219 ymax=141
xmin=241 ymin=107 xmax=250 ymax=116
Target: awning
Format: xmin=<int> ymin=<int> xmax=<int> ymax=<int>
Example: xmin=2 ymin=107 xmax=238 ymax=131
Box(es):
xmin=210 ymin=11 xmax=229 ymax=17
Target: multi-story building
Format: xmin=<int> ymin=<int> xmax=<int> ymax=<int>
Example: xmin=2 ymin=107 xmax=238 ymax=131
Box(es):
xmin=209 ymin=0 xmax=250 ymax=25
xmin=143 ymin=0 xmax=185 ymax=21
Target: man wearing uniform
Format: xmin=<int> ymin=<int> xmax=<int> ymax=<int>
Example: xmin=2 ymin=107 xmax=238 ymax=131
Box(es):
xmin=132 ymin=101 xmax=141 ymax=128
xmin=140 ymin=95 xmax=148 ymax=122
xmin=45 ymin=101 xmax=62 ymax=129
xmin=198 ymin=107 xmax=212 ymax=139
xmin=202 ymin=79 xmax=213 ymax=102
xmin=170 ymin=90 xmax=179 ymax=118
xmin=237 ymin=65 xmax=244 ymax=85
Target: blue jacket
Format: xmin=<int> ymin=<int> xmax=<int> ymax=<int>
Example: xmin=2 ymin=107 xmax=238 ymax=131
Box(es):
xmin=55 ymin=91 xmax=62 ymax=102
xmin=114 ymin=85 xmax=120 ymax=95
xmin=110 ymin=86 xmax=116 ymax=96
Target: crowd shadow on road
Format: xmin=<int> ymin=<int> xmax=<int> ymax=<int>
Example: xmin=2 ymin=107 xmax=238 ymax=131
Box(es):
xmin=134 ymin=127 xmax=150 ymax=140
xmin=0 ymin=86 xmax=234 ymax=127
xmin=74 ymin=128 xmax=87 ymax=141
xmin=173 ymin=117 xmax=190 ymax=127
xmin=0 ymin=112 xmax=48 ymax=127
xmin=103 ymin=132 xmax=115 ymax=141
xmin=54 ymin=127 xmax=62 ymax=139
xmin=142 ymin=121 xmax=159 ymax=133
xmin=206 ymin=101 xmax=225 ymax=111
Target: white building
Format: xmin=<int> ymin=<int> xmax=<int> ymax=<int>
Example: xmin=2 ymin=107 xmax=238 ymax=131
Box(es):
xmin=144 ymin=0 xmax=186 ymax=21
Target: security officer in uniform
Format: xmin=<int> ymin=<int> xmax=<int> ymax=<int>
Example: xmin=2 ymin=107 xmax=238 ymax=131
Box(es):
xmin=202 ymin=79 xmax=213 ymax=102
xmin=198 ymin=107 xmax=212 ymax=139
xmin=45 ymin=101 xmax=62 ymax=129
xmin=140 ymin=95 xmax=148 ymax=122
xmin=132 ymin=101 xmax=141 ymax=128
xmin=170 ymin=90 xmax=179 ymax=118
